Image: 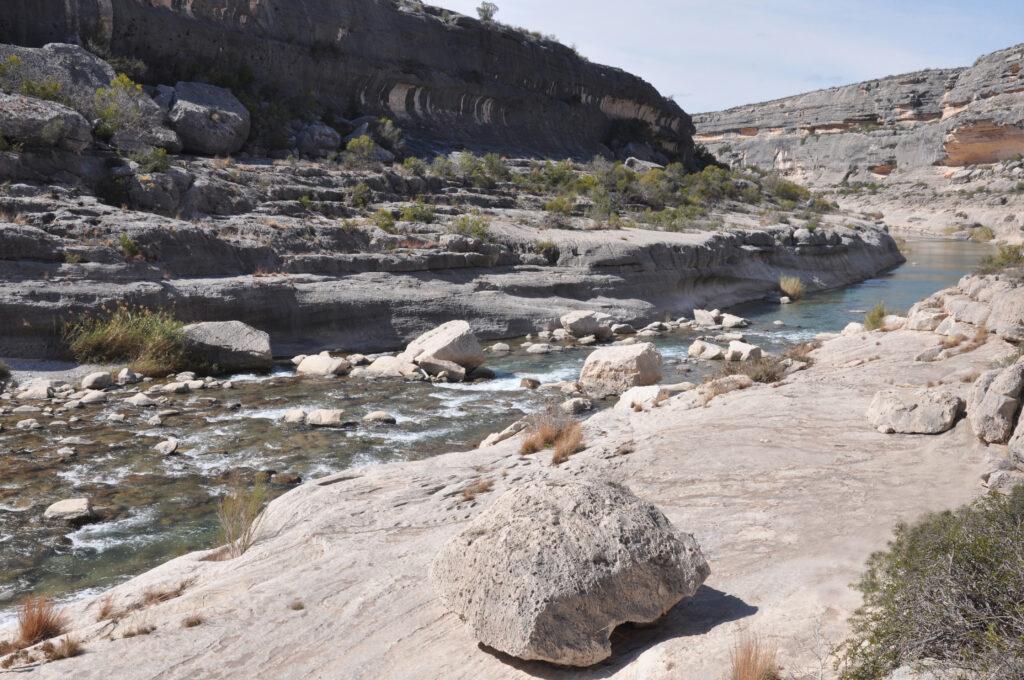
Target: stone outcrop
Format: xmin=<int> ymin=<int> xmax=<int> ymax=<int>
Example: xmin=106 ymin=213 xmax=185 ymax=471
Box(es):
xmin=167 ymin=82 xmax=250 ymax=156
xmin=3 ymin=0 xmax=695 ymax=162
xmin=578 ymin=342 xmax=663 ymax=398
xmin=430 ymin=478 xmax=710 ymax=666
xmin=694 ymin=43 xmax=1024 ymax=185
xmin=182 ymin=320 xmax=273 ymax=373
xmin=0 ymin=92 xmax=92 ymax=152
xmin=867 ymin=389 xmax=964 ymax=435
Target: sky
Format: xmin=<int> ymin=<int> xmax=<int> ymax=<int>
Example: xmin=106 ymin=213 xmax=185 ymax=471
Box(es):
xmin=438 ymin=0 xmax=1024 ymax=114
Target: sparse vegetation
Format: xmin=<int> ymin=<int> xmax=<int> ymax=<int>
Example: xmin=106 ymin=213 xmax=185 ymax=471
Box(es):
xmin=63 ymin=302 xmax=187 ymax=376
xmin=778 ymin=275 xmax=805 ymax=300
xmin=976 ymin=243 xmax=1024 ymax=275
xmin=864 ymin=301 xmax=896 ymax=331
xmin=118 ymin=233 xmax=140 ymax=259
xmin=839 ymin=485 xmax=1024 ymax=680
xmin=128 ymin=147 xmax=169 ymax=173
xmin=182 ymin=614 xmax=203 ymax=628
xmin=217 ymin=477 xmax=267 ymax=558
xmin=20 ymin=77 xmax=67 ymax=104
xmin=93 ymin=74 xmax=144 ymax=140
xmin=372 ymin=208 xmax=397 ymax=232
xmin=349 ymin=183 xmax=372 ymax=209
xmin=476 ymin=1 xmax=499 ymax=22
xmin=729 ymin=632 xmax=781 ymax=680
xmin=289 ymin=600 xmax=305 ymax=611
xmin=970 ymin=225 xmax=995 ymax=242
xmin=344 ymin=135 xmax=378 ymax=166
xmin=460 ymin=477 xmax=494 ymax=502
xmin=40 ymin=635 xmax=81 ymax=661
xmin=550 ymin=421 xmax=583 ymax=465
xmin=15 ymin=596 xmax=66 ymax=649
xmin=450 ymin=214 xmax=489 ymax=240
xmin=520 ymin=408 xmax=585 ymax=463
xmin=400 ymin=200 xmax=435 ymax=223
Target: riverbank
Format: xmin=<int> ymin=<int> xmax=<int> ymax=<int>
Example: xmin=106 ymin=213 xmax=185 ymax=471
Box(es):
xmin=4 ymin=267 xmax=1022 ymax=677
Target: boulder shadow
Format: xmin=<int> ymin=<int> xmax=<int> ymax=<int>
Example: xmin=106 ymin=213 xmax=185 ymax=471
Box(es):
xmin=479 ymin=585 xmax=757 ymax=679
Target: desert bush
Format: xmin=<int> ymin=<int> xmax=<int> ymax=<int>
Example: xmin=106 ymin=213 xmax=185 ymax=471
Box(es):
xmin=401 ymin=156 xmax=427 ymax=177
xmin=970 ymin=225 xmax=996 ymax=242
xmin=778 ymin=275 xmax=805 ymax=300
xmin=128 ymin=147 xmax=169 ymax=173
xmin=63 ymin=302 xmax=187 ymax=376
xmin=118 ymin=234 xmax=140 ymax=259
xmin=864 ymin=301 xmax=897 ymax=331
xmin=218 ymin=477 xmax=267 ymax=558
xmin=372 ymin=208 xmax=396 ymax=232
xmin=450 ymin=214 xmax=489 ymax=240
xmin=374 ymin=117 xmax=404 ymax=154
xmin=93 ymin=74 xmax=144 ymax=140
xmin=520 ymin=408 xmax=585 ymax=463
xmin=349 ymin=183 xmax=372 ymax=209
xmin=838 ymin=485 xmax=1024 ymax=679
xmin=16 ymin=596 xmax=66 ymax=648
xmin=544 ymin=195 xmax=574 ymax=216
xmin=182 ymin=614 xmax=203 ymax=628
xmin=770 ymin=178 xmax=810 ymax=203
xmin=729 ymin=632 xmax=780 ymax=680
xmin=429 ymin=155 xmax=456 ymax=179
xmin=344 ymin=135 xmax=377 ymax=165
xmin=716 ymin=357 xmax=787 ymax=385
xmin=476 ymin=1 xmax=498 ymax=21
xmin=976 ymin=244 xmax=1024 ymax=275
xmin=21 ymin=77 xmax=67 ymax=104
xmin=460 ymin=477 xmax=494 ymax=502
xmin=550 ymin=421 xmax=583 ymax=465
xmin=400 ymin=200 xmax=435 ymax=223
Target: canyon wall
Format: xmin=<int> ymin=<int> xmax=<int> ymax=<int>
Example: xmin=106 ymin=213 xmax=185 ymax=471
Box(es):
xmin=693 ymin=43 xmax=1024 ymax=185
xmin=1 ymin=0 xmax=695 ymax=163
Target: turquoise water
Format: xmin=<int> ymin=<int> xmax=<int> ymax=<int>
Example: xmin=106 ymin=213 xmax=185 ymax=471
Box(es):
xmin=0 ymin=237 xmax=992 ymax=626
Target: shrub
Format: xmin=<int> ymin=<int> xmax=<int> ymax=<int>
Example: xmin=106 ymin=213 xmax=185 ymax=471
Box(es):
xmin=778 ymin=275 xmax=805 ymax=300
xmin=740 ymin=185 xmax=763 ymax=204
xmin=372 ymin=208 xmax=396 ymax=232
xmin=430 ymin=155 xmax=456 ymax=179
xmin=838 ymin=485 xmax=1024 ymax=679
xmin=93 ymin=74 xmax=144 ymax=140
xmin=402 ymin=156 xmax=427 ymax=177
xmin=460 ymin=477 xmax=494 ymax=502
xmin=344 ymin=135 xmax=377 ymax=165
xmin=864 ymin=301 xmax=896 ymax=331
xmin=374 ymin=118 xmax=404 ymax=154
xmin=40 ymin=635 xmax=81 ymax=661
xmin=976 ymin=244 xmax=1024 ymax=275
xmin=771 ymin=179 xmax=810 ymax=203
xmin=182 ymin=614 xmax=203 ymax=628
xmin=20 ymin=77 xmax=66 ymax=104
xmin=716 ymin=357 xmax=787 ymax=385
xmin=16 ymin=596 xmax=66 ymax=648
xmin=970 ymin=225 xmax=995 ymax=242
xmin=730 ymin=632 xmax=780 ymax=680
xmin=450 ymin=214 xmax=489 ymax=240
xmin=544 ymin=195 xmax=574 ymax=216
xmin=520 ymin=408 xmax=585 ymax=463
xmin=118 ymin=234 xmax=140 ymax=259
xmin=476 ymin=1 xmax=499 ymax=21
xmin=217 ymin=477 xmax=267 ymax=558
xmin=63 ymin=302 xmax=187 ymax=376
xmin=128 ymin=147 xmax=169 ymax=173
xmin=349 ymin=183 xmax=372 ymax=209
xmin=400 ymin=200 xmax=435 ymax=223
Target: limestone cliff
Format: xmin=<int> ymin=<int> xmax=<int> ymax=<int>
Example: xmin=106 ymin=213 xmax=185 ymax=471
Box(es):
xmin=1 ymin=0 xmax=695 ymax=163
xmin=693 ymin=43 xmax=1024 ymax=184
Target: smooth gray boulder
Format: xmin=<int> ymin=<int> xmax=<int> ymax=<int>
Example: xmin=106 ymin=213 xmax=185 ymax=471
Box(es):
xmin=560 ymin=310 xmax=614 ymax=340
xmin=688 ymin=339 xmax=725 ymax=360
xmin=296 ymin=351 xmax=350 ymax=376
xmin=579 ymin=342 xmax=663 ymax=398
xmin=168 ymin=82 xmax=251 ymax=155
xmin=80 ymin=371 xmax=112 ymax=390
xmin=0 ymin=92 xmax=92 ymax=151
xmin=867 ymin=389 xmax=965 ymax=434
xmin=403 ymin=320 xmax=484 ymax=370
xmin=295 ymin=122 xmax=341 ymax=157
xmin=725 ymin=341 xmax=763 ymax=362
xmin=967 ymin=362 xmax=1024 ymax=443
xmin=430 ymin=478 xmax=710 ymax=666
xmin=43 ymin=498 xmax=94 ymax=523
xmin=182 ymin=320 xmax=272 ymax=372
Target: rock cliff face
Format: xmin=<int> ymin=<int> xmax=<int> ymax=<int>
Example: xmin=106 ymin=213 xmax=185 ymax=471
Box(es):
xmin=694 ymin=43 xmax=1024 ymax=185
xmin=1 ymin=0 xmax=695 ymax=162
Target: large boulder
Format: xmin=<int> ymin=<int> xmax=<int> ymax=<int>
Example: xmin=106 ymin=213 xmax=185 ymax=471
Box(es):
xmin=430 ymin=479 xmax=709 ymax=667
xmin=43 ymin=498 xmax=95 ymax=524
xmin=295 ymin=122 xmax=341 ymax=157
xmin=688 ymin=339 xmax=725 ymax=360
xmin=358 ymin=355 xmax=424 ymax=379
xmin=968 ymin=362 xmax=1024 ymax=443
xmin=168 ymin=81 xmax=251 ymax=155
xmin=403 ymin=320 xmax=484 ymax=370
xmin=182 ymin=320 xmax=273 ymax=373
xmin=725 ymin=341 xmax=762 ymax=362
xmin=560 ymin=310 xmax=614 ymax=340
xmin=296 ymin=351 xmax=350 ymax=376
xmin=867 ymin=389 xmax=965 ymax=434
xmin=0 ymin=92 xmax=92 ymax=151
xmin=579 ymin=342 xmax=663 ymax=398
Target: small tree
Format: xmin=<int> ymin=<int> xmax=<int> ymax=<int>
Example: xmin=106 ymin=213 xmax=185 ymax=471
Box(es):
xmin=476 ymin=2 xmax=498 ymax=22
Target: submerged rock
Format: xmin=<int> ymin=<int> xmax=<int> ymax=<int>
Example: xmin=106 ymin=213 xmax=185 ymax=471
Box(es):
xmin=430 ymin=478 xmax=709 ymax=667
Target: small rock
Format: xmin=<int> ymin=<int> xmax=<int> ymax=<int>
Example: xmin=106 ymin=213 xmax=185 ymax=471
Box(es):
xmin=106 ymin=413 xmax=126 ymax=423
xmin=43 ymin=498 xmax=95 ymax=524
xmin=725 ymin=341 xmax=763 ymax=362
xmin=521 ymin=378 xmax=541 ymax=390
xmin=125 ymin=393 xmax=158 ymax=407
xmin=526 ymin=344 xmax=552 ymax=354
xmin=271 ymin=472 xmax=302 ymax=485
xmin=16 ymin=418 xmax=41 ymax=430
xmin=305 ymin=409 xmax=349 ymax=427
xmin=296 ymin=351 xmax=351 ymax=376
xmin=281 ymin=409 xmax=306 ymax=424
xmin=362 ymin=411 xmax=397 ymax=424
xmin=559 ymin=398 xmax=593 ymax=414
xmin=81 ymin=372 xmax=112 ymax=390
xmin=154 ymin=439 xmax=179 ymax=455
xmin=117 ymin=367 xmax=140 ymax=385
xmin=291 ymin=354 xmax=308 ymax=366
xmin=488 ymin=343 xmax=511 ymax=353
xmin=579 ymin=342 xmax=663 ymax=398
xmin=688 ymin=340 xmax=725 ymax=361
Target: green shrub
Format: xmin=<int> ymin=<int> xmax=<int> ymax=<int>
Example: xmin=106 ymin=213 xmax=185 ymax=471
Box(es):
xmin=63 ymin=251 xmax=83 ymax=264
xmin=401 ymin=200 xmax=435 ymax=223
xmin=864 ymin=301 xmax=897 ymax=331
xmin=977 ymin=244 xmax=1024 ymax=275
xmin=63 ymin=303 xmax=187 ymax=376
xmin=970 ymin=225 xmax=996 ymax=242
xmin=93 ymin=74 xmax=144 ymax=140
xmin=118 ymin=234 xmax=140 ymax=259
xmin=544 ymin=195 xmax=574 ymax=216
xmin=839 ymin=485 xmax=1024 ymax=679
xmin=450 ymin=214 xmax=489 ymax=240
xmin=20 ymin=77 xmax=66 ymax=104
xmin=374 ymin=118 xmax=403 ymax=154
xmin=771 ymin=179 xmax=810 ymax=203
xmin=0 ymin=54 xmax=22 ymax=83
xmin=372 ymin=208 xmax=396 ymax=232
xmin=345 ymin=135 xmax=377 ymax=165
xmin=402 ymin=156 xmax=428 ymax=177
xmin=349 ymin=183 xmax=372 ymax=209
xmin=476 ymin=1 xmax=498 ymax=21
xmin=128 ymin=147 xmax=169 ymax=173
xmin=430 ymin=155 xmax=455 ymax=179
xmin=740 ymin=185 xmax=762 ymax=204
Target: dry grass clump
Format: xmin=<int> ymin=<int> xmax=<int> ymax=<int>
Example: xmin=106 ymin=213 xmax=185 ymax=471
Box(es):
xmin=218 ymin=477 xmax=267 ymax=558
xmin=15 ymin=596 xmax=66 ymax=648
xmin=730 ymin=632 xmax=781 ymax=680
xmin=182 ymin=614 xmax=203 ymax=628
xmin=121 ymin=623 xmax=155 ymax=639
xmin=289 ymin=600 xmax=305 ymax=611
xmin=779 ymin=275 xmax=806 ymax=300
xmin=551 ymin=421 xmax=583 ymax=465
xmin=519 ymin=407 xmax=585 ymax=463
xmin=460 ymin=477 xmax=494 ymax=502
xmin=40 ymin=635 xmax=81 ymax=661
xmin=63 ymin=302 xmax=187 ymax=376
xmin=717 ymin=357 xmax=787 ymax=384
xmin=95 ymin=593 xmax=117 ymax=621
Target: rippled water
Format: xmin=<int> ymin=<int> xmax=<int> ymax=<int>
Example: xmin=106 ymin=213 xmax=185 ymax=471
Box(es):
xmin=0 ymin=237 xmax=992 ymax=624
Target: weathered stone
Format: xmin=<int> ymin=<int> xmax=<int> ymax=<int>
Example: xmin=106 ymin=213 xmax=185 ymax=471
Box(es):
xmin=43 ymin=498 xmax=94 ymax=523
xmin=430 ymin=479 xmax=710 ymax=666
xmin=560 ymin=310 xmax=614 ymax=340
xmin=81 ymin=371 xmax=112 ymax=390
xmin=0 ymin=92 xmax=92 ymax=152
xmin=725 ymin=341 xmax=763 ymax=362
xmin=125 ymin=393 xmax=158 ymax=407
xmin=361 ymin=356 xmax=423 ymax=379
xmin=182 ymin=320 xmax=273 ymax=372
xmin=688 ymin=340 xmax=725 ymax=360
xmin=79 ymin=389 xmax=108 ymax=405
xmin=117 ymin=367 xmax=140 ymax=385
xmin=405 ymin=321 xmax=484 ymax=370
xmin=168 ymin=82 xmax=251 ymax=156
xmin=692 ymin=309 xmax=721 ymax=326
xmin=417 ymin=357 xmax=466 ymax=382
xmin=720 ymin=313 xmax=749 ymax=329
xmin=296 ymin=351 xmax=350 ymax=376
xmin=614 ymin=385 xmax=667 ymax=411
xmin=281 ymin=409 xmax=306 ymax=424
xmin=968 ymin=362 xmax=1024 ymax=443
xmin=362 ymin=411 xmax=397 ymax=424
xmin=559 ymin=398 xmax=593 ymax=414
xmin=295 ymin=122 xmax=341 ymax=157
xmin=867 ymin=389 xmax=964 ymax=434
xmin=305 ymin=409 xmax=348 ymax=427
xmin=579 ymin=342 xmax=663 ymax=398
xmin=986 ymin=469 xmax=1024 ymax=495
xmin=154 ymin=439 xmax=178 ymax=455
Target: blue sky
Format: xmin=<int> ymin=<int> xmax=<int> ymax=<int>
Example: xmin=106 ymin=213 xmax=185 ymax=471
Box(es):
xmin=439 ymin=0 xmax=1024 ymax=113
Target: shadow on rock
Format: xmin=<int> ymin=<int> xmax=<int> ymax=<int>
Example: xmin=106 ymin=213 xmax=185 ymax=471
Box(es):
xmin=479 ymin=585 xmax=757 ymax=678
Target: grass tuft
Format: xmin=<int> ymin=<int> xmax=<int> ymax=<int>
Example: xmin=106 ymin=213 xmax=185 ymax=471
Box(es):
xmin=182 ymin=614 xmax=203 ymax=628
xmin=730 ymin=632 xmax=781 ymax=680
xmin=551 ymin=421 xmax=583 ymax=465
xmin=460 ymin=478 xmax=494 ymax=502
xmin=40 ymin=635 xmax=81 ymax=661
xmin=778 ymin=275 xmax=805 ymax=300
xmin=519 ymin=407 xmax=585 ymax=463
xmin=16 ymin=596 xmax=66 ymax=648
xmin=63 ymin=302 xmax=187 ymax=376
xmin=864 ymin=301 xmax=898 ymax=331
xmin=217 ymin=477 xmax=267 ymax=559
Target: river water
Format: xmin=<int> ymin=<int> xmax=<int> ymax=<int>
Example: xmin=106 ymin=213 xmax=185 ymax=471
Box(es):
xmin=0 ymin=237 xmax=992 ymax=625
